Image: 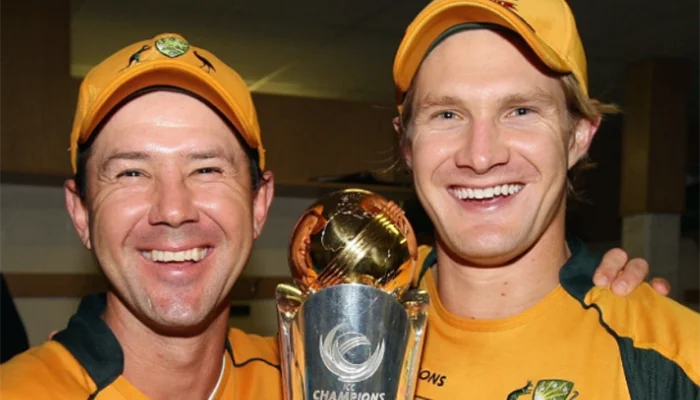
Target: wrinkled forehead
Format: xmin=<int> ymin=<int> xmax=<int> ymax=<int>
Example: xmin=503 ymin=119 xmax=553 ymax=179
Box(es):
xmin=83 ymin=88 xmax=250 ymax=162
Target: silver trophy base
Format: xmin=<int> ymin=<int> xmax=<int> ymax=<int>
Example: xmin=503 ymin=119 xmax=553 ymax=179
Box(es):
xmin=277 ymin=283 xmax=429 ymax=400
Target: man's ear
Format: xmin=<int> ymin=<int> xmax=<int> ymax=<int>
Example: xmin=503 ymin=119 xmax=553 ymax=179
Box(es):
xmin=64 ymin=179 xmax=91 ymax=249
xmin=393 ymin=116 xmax=413 ymax=170
xmin=252 ymin=171 xmax=275 ymax=239
xmin=392 ymin=116 xmax=401 ymax=134
xmin=567 ymin=117 xmax=600 ymax=169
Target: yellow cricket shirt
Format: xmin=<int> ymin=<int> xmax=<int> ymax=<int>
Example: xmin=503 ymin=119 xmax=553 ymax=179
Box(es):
xmin=0 ymin=293 xmax=282 ymax=399
xmin=412 ymin=239 xmax=699 ymax=400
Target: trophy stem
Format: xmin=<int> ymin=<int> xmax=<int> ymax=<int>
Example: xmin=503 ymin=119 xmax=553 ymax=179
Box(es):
xmin=399 ymin=289 xmax=430 ymax=399
xmin=276 ymin=284 xmax=305 ymax=400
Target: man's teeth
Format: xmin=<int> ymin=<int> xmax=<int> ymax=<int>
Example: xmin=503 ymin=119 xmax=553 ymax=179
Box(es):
xmin=451 ymin=184 xmax=524 ymax=200
xmin=142 ymin=248 xmax=209 ymax=263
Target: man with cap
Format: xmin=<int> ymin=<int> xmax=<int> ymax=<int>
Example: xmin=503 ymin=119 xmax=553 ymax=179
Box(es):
xmin=0 ymin=33 xmax=281 ymax=399
xmin=392 ymin=0 xmax=699 ymax=398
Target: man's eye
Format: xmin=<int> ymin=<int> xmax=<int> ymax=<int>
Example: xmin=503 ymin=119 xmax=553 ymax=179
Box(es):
xmin=438 ymin=111 xmax=456 ymax=119
xmin=510 ymin=107 xmax=532 ymax=116
xmin=195 ymin=167 xmax=222 ymax=174
xmin=117 ymin=170 xmax=143 ymax=178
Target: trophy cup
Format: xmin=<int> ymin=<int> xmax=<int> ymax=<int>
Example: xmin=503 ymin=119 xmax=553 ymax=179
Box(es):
xmin=276 ymin=189 xmax=430 ymax=400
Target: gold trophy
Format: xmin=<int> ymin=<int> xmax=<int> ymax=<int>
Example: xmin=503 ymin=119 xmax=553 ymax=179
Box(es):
xmin=276 ymin=189 xmax=429 ymax=400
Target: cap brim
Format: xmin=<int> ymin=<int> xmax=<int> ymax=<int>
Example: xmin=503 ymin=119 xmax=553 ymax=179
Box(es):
xmin=74 ymin=61 xmax=264 ymax=169
xmin=394 ymin=0 xmax=570 ymax=105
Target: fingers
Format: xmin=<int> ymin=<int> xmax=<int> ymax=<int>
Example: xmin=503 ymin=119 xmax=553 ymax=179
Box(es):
xmin=593 ymin=248 xmax=629 ymax=288
xmin=650 ymin=277 xmax=671 ymax=296
xmin=593 ymin=248 xmax=652 ymax=296
xmin=47 ymin=330 xmax=58 ymax=341
xmin=610 ymin=257 xmax=650 ymax=296
xmin=593 ymin=248 xmax=668 ymax=297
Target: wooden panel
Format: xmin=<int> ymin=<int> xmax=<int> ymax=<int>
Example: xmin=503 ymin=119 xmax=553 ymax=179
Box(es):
xmin=646 ymin=61 xmax=690 ymax=213
xmin=0 ymin=0 xmax=76 ymax=177
xmin=4 ymin=273 xmax=291 ymax=300
xmin=254 ymin=93 xmax=399 ymax=183
xmin=619 ymin=62 xmax=653 ymax=215
xmin=620 ymin=60 xmax=690 ymax=215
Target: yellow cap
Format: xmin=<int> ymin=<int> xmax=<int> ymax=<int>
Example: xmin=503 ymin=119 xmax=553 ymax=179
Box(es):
xmin=70 ymin=33 xmax=265 ymax=173
xmin=393 ymin=0 xmax=588 ymax=107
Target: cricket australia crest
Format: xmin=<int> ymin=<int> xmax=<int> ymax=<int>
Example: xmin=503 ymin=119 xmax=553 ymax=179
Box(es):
xmin=155 ymin=36 xmax=190 ymax=58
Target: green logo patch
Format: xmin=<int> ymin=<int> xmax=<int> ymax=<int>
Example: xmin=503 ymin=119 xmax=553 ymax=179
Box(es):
xmin=155 ymin=36 xmax=189 ymax=58
xmin=506 ymin=379 xmax=578 ymax=400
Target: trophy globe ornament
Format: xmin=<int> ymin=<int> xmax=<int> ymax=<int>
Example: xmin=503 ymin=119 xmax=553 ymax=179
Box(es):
xmin=288 ymin=189 xmax=418 ymax=296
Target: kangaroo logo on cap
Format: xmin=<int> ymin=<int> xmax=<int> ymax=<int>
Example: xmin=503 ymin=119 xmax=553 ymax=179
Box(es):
xmin=121 ymin=45 xmax=151 ymax=71
xmin=155 ymin=36 xmax=190 ymax=58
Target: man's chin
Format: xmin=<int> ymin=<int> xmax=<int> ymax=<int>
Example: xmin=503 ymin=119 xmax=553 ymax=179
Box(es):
xmin=441 ymin=235 xmax=527 ymax=267
xmin=455 ymin=250 xmax=517 ymax=268
xmin=139 ymin=302 xmax=223 ymax=337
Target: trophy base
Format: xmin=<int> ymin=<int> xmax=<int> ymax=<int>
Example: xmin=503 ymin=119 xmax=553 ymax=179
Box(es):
xmin=277 ymin=284 xmax=429 ymax=400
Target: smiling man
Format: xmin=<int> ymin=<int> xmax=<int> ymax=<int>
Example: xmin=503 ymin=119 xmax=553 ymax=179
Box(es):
xmin=0 ymin=33 xmax=281 ymax=399
xmin=392 ymin=0 xmax=699 ymax=398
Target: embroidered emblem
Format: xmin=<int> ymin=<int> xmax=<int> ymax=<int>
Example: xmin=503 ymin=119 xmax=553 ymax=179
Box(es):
xmin=155 ymin=36 xmax=190 ymax=58
xmin=194 ymin=50 xmax=216 ymax=73
xmin=121 ymin=45 xmax=151 ymax=71
xmin=506 ymin=379 xmax=579 ymax=400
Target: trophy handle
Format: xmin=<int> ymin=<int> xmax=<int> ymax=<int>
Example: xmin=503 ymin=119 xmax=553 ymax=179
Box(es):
xmin=276 ymin=284 xmax=305 ymax=400
xmin=400 ymin=288 xmax=430 ymax=399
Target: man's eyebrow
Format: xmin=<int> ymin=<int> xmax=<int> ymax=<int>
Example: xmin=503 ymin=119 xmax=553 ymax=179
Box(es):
xmin=499 ymin=88 xmax=558 ymax=107
xmin=416 ymin=94 xmax=465 ymax=112
xmin=186 ymin=149 xmax=228 ymax=161
xmin=186 ymin=148 xmax=241 ymax=167
xmin=99 ymin=151 xmax=150 ymax=171
xmin=98 ymin=148 xmax=238 ymax=172
xmin=416 ymin=89 xmax=560 ymax=113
